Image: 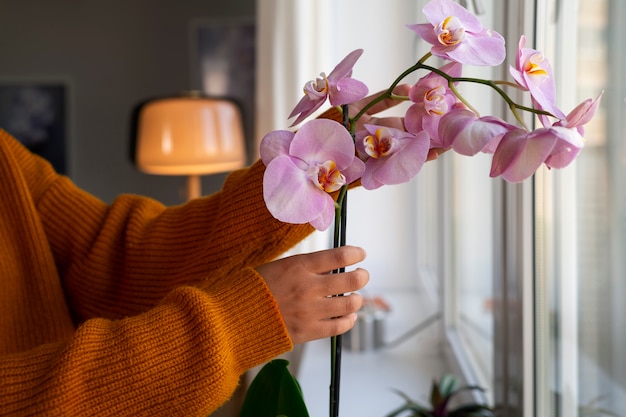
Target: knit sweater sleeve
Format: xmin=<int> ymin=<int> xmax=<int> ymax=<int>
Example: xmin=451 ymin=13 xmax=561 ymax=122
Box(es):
xmin=40 ymin=159 xmax=315 ymax=321
xmin=0 ymin=130 xmax=315 ymax=415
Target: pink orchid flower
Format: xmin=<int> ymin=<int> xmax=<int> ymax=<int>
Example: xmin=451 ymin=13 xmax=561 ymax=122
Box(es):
xmin=490 ymin=128 xmax=559 ymax=182
xmin=405 ymin=61 xmax=463 ymax=147
xmin=438 ymin=108 xmax=517 ymax=155
xmin=555 ymin=92 xmax=603 ymax=136
xmin=490 ymin=92 xmax=601 ymax=182
xmin=546 ymin=92 xmax=602 ymax=167
xmin=288 ymin=49 xmax=369 ymax=126
xmin=260 ymin=119 xmax=365 ymax=231
xmin=489 ymin=126 xmax=583 ymax=182
xmin=510 ymin=35 xmax=565 ymax=124
xmin=407 ymin=0 xmax=505 ymax=66
xmin=355 ymin=124 xmax=430 ymax=190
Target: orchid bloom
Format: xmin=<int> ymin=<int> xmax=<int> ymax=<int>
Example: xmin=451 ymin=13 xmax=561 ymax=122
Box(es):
xmin=555 ymin=92 xmax=603 ymax=136
xmin=510 ymin=35 xmax=565 ymax=124
xmin=490 ymin=126 xmax=582 ymax=182
xmin=490 ymin=92 xmax=602 ymax=182
xmin=355 ymin=124 xmax=430 ymax=190
xmin=407 ymin=0 xmax=505 ymax=66
xmin=546 ymin=92 xmax=603 ymax=167
xmin=405 ymin=61 xmax=463 ymax=147
xmin=260 ymin=119 xmax=365 ymax=231
xmin=288 ymin=49 xmax=369 ymax=126
xmin=438 ymin=108 xmax=517 ymax=155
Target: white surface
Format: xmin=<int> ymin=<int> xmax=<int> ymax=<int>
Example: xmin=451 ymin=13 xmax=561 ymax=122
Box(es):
xmin=297 ymin=290 xmax=450 ymax=417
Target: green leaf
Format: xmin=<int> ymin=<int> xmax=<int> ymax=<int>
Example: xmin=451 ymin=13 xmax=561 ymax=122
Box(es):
xmin=430 ymin=379 xmax=443 ymax=407
xmin=239 ymin=359 xmax=310 ymax=417
xmin=448 ymin=403 xmax=494 ymax=417
xmin=438 ymin=374 xmax=461 ymax=397
xmin=386 ymin=389 xmax=431 ymax=417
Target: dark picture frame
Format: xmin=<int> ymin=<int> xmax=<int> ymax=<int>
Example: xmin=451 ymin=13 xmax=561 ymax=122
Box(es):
xmin=0 ymin=82 xmax=68 ymax=174
xmin=190 ymin=18 xmax=256 ymax=160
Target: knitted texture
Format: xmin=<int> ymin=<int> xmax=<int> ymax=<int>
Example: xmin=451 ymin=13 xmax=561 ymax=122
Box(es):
xmin=0 ymin=129 xmax=317 ymax=416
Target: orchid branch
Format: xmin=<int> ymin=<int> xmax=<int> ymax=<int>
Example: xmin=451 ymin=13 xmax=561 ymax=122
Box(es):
xmin=349 ymin=52 xmax=433 ymax=130
xmin=418 ymin=63 xmax=554 ymax=129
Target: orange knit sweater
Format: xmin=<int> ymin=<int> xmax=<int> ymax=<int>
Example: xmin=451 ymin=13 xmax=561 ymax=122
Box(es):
xmin=0 ymin=128 xmax=317 ymax=415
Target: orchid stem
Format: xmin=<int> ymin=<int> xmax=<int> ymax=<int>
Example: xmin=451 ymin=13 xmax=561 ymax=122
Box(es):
xmin=329 ymin=105 xmax=351 ymax=417
xmin=350 ymin=58 xmax=554 ymax=133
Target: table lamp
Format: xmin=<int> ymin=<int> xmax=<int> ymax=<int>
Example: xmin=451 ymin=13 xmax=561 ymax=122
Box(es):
xmin=135 ymin=92 xmax=246 ymax=200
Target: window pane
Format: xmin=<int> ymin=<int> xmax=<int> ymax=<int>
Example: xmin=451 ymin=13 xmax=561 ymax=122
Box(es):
xmin=454 ymin=152 xmax=495 ymax=393
xmin=575 ymin=0 xmax=626 ymax=413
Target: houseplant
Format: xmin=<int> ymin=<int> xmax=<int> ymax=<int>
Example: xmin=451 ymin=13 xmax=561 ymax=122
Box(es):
xmin=386 ymin=374 xmax=493 ymax=417
xmin=241 ymin=0 xmax=601 ymax=415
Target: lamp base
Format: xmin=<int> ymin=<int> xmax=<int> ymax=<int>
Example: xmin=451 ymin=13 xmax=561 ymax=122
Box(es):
xmin=187 ymin=175 xmax=201 ymax=200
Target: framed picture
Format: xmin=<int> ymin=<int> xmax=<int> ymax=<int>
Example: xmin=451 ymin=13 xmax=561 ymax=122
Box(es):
xmin=0 ymin=82 xmax=68 ymax=174
xmin=190 ymin=18 xmax=256 ymax=159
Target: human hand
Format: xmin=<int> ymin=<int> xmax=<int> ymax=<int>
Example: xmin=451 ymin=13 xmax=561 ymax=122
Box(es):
xmin=255 ymin=246 xmax=369 ymax=345
xmin=350 ymin=84 xmax=443 ymax=161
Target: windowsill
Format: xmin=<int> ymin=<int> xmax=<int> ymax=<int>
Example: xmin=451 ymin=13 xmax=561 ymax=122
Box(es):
xmin=297 ymin=289 xmax=449 ymax=416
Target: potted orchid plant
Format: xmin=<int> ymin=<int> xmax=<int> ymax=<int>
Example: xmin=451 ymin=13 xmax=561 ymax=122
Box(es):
xmin=240 ymin=0 xmax=601 ymax=416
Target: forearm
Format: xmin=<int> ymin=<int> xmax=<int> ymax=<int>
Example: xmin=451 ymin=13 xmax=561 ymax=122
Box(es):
xmin=0 ymin=268 xmax=291 ymax=416
xmin=37 ymin=160 xmax=313 ymax=320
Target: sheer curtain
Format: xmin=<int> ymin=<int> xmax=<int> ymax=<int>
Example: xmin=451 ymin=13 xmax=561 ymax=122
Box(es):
xmin=255 ymin=0 xmax=426 ymax=291
xmin=255 ymin=0 xmax=335 ymax=255
xmin=255 ymin=0 xmax=333 ymax=150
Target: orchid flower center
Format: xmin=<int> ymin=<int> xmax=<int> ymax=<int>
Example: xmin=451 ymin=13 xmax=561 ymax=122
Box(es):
xmin=308 ymin=160 xmax=346 ymax=192
xmin=435 ymin=16 xmax=466 ymax=46
xmin=303 ymin=72 xmax=329 ymax=99
xmin=524 ymin=53 xmax=548 ymax=77
xmin=363 ymin=128 xmax=393 ymax=159
xmin=424 ymin=85 xmax=449 ymax=115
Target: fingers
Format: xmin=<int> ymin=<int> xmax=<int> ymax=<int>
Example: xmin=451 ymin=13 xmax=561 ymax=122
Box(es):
xmin=290 ymin=293 xmax=365 ymax=343
xmin=318 ymin=268 xmax=369 ymax=297
xmin=363 ymin=116 xmax=406 ymax=131
xmin=256 ymin=245 xmax=369 ymax=345
xmin=350 ymin=84 xmax=410 ymax=117
xmin=299 ymin=245 xmax=366 ymax=274
xmin=427 ymin=147 xmax=448 ymax=161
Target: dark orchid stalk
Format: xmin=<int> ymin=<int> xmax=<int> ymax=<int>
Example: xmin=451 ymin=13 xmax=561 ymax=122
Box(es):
xmin=329 ymin=104 xmax=352 ymax=417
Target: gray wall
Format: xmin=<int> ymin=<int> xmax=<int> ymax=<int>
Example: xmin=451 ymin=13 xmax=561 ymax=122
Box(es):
xmin=0 ymin=0 xmax=255 ymax=205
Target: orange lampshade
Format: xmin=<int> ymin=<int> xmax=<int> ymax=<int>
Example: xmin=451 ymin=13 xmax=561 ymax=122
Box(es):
xmin=136 ymin=94 xmax=246 ymax=176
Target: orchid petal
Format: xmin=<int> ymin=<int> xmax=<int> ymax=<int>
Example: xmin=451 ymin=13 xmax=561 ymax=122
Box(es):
xmin=421 ymin=0 xmax=483 ymax=32
xmin=437 ymin=30 xmax=505 ymax=66
xmin=327 ymin=49 xmax=363 ymax=81
xmin=562 ymin=92 xmax=603 ymax=129
xmin=439 ymin=109 xmax=516 ymax=155
xmin=491 ymin=128 xmax=558 ymax=182
xmin=309 ymin=198 xmax=337 ymax=231
xmin=263 ymin=155 xmax=333 ymax=225
xmin=329 ymin=78 xmax=369 ymax=106
xmin=406 ymin=23 xmax=441 ymax=46
xmin=290 ymin=119 xmax=356 ymax=169
xmin=288 ymin=95 xmax=326 ymax=126
xmin=544 ymin=126 xmax=584 ymax=169
xmin=260 ymin=130 xmax=295 ymax=165
xmin=341 ymin=157 xmax=367 ymax=184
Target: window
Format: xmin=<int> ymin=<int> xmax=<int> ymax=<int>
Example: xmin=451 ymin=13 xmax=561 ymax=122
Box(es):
xmin=535 ymin=0 xmax=626 ymax=415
